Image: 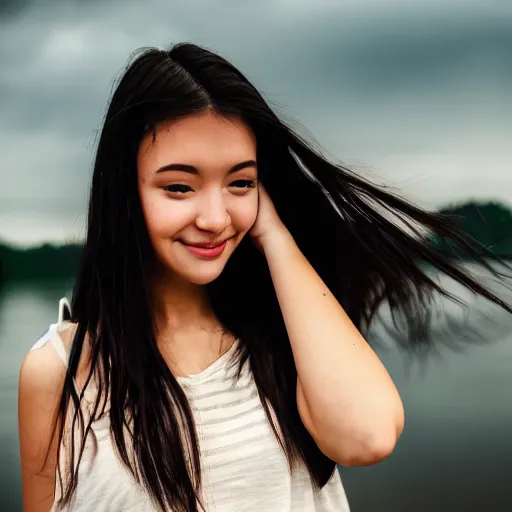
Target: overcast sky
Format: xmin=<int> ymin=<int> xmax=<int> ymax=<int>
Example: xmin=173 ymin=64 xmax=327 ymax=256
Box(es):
xmin=1 ymin=0 xmax=511 ymax=246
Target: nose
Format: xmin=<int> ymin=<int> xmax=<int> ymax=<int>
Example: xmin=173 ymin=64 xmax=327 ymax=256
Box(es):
xmin=195 ymin=189 xmax=231 ymax=233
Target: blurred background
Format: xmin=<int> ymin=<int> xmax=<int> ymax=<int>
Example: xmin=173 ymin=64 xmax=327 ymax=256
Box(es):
xmin=1 ymin=1 xmax=511 ymax=511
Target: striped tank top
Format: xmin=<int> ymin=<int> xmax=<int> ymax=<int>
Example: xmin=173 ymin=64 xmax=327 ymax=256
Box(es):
xmin=31 ymin=298 xmax=350 ymax=511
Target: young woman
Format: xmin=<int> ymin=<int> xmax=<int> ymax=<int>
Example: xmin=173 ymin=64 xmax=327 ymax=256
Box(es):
xmin=18 ymin=42 xmax=511 ymax=512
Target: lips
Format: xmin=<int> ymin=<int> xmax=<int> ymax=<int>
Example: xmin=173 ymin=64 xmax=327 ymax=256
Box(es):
xmin=179 ymin=238 xmax=230 ymax=259
xmin=180 ymin=237 xmax=233 ymax=248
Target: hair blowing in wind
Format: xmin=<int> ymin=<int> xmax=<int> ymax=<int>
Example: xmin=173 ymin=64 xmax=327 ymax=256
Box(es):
xmin=51 ymin=42 xmax=512 ymax=511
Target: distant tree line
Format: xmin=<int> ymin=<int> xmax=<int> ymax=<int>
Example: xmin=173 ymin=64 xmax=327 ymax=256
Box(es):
xmin=432 ymin=201 xmax=512 ymax=259
xmin=0 ymin=242 xmax=83 ymax=282
xmin=0 ymin=201 xmax=511 ymax=283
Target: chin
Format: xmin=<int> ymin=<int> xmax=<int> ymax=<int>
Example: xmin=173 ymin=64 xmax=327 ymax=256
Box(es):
xmin=174 ymin=262 xmax=227 ymax=285
xmin=185 ymin=271 xmax=224 ymax=285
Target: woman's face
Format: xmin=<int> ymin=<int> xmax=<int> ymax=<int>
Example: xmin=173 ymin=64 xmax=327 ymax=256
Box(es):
xmin=137 ymin=111 xmax=259 ymax=285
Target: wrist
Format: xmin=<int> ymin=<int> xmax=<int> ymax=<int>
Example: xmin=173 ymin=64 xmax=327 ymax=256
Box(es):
xmin=259 ymin=225 xmax=296 ymax=256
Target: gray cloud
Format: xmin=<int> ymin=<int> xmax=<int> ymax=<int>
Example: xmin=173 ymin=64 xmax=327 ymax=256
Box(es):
xmin=0 ymin=0 xmax=38 ymax=20
xmin=1 ymin=0 xmax=511 ymax=245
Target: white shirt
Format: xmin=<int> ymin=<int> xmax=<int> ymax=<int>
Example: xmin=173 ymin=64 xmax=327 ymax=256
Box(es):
xmin=31 ymin=298 xmax=350 ymax=511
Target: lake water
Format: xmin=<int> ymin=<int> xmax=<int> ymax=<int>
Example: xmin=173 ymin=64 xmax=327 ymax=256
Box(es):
xmin=1 ymin=272 xmax=511 ymax=511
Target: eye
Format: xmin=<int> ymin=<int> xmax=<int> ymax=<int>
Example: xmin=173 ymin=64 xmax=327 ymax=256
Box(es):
xmin=163 ymin=184 xmax=193 ymax=194
xmin=229 ymin=180 xmax=257 ymax=189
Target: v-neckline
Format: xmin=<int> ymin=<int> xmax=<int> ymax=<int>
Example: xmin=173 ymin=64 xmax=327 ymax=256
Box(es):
xmin=175 ymin=339 xmax=239 ymax=384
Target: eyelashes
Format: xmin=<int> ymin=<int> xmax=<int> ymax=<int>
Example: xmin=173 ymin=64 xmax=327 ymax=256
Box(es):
xmin=164 ymin=184 xmax=193 ymax=194
xmin=230 ymin=179 xmax=257 ymax=190
xmin=163 ymin=180 xmax=257 ymax=194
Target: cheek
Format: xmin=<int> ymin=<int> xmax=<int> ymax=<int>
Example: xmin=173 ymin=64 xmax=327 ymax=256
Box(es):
xmin=140 ymin=195 xmax=191 ymax=240
xmin=231 ymin=197 xmax=259 ymax=232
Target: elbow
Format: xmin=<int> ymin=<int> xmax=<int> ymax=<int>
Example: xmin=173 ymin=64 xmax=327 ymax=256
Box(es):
xmin=318 ymin=415 xmax=405 ymax=467
xmin=298 ymin=388 xmax=405 ymax=467
xmin=334 ymin=434 xmax=399 ymax=467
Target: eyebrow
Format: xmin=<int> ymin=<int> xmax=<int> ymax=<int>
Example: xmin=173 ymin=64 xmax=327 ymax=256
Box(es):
xmin=154 ymin=159 xmax=257 ymax=175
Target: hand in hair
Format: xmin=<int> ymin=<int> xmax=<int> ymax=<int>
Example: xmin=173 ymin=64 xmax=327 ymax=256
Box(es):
xmin=249 ymin=181 xmax=289 ymax=253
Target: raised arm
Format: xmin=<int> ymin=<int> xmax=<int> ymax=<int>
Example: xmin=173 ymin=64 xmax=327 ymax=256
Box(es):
xmin=251 ymin=183 xmax=405 ymax=467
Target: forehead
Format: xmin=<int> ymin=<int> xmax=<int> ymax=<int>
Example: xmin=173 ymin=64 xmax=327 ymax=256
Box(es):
xmin=137 ymin=111 xmax=257 ymax=174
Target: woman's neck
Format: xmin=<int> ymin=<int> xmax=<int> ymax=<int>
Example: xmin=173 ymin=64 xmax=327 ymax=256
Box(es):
xmin=151 ymin=271 xmax=216 ymax=331
xmin=149 ymin=270 xmax=234 ymax=377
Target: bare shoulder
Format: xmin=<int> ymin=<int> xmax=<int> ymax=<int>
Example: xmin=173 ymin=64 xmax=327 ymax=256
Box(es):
xmin=20 ymin=322 xmax=79 ymax=393
xmin=20 ymin=342 xmax=65 ymax=398
xmin=20 ymin=323 xmax=90 ymax=424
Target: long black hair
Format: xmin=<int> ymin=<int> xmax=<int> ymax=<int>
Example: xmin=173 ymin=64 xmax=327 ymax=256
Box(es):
xmin=53 ymin=42 xmax=512 ymax=511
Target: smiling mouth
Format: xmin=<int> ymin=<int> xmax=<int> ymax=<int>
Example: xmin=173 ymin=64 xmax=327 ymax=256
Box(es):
xmin=180 ymin=236 xmax=234 ymax=248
